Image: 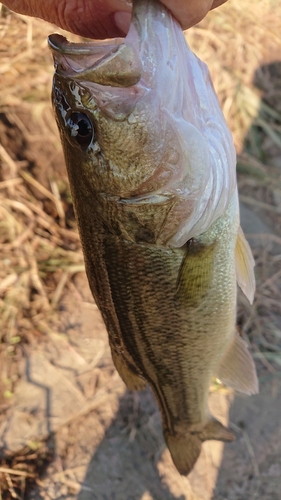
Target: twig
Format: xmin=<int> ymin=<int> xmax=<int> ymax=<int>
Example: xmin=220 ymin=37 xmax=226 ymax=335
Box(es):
xmin=239 ymin=195 xmax=281 ymax=214
xmin=246 ymin=233 xmax=281 ymax=246
xmin=19 ymin=169 xmax=60 ymax=206
xmin=0 ymin=467 xmax=35 ymax=478
xmin=0 ymin=178 xmax=22 ymax=189
xmin=51 ymin=271 xmax=69 ymax=307
xmin=253 ymin=347 xmax=278 ymax=374
xmin=3 ymin=473 xmax=20 ymax=499
xmin=50 ymin=179 xmax=66 ymax=228
xmin=259 ymin=269 xmax=281 ymax=290
xmin=0 ymin=144 xmax=17 ymax=178
xmin=229 ymin=422 xmax=260 ymax=477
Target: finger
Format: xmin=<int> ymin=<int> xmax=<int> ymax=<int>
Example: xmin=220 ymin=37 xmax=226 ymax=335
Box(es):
xmin=211 ymin=0 xmax=228 ymax=10
xmin=60 ymin=0 xmax=132 ymax=38
xmin=3 ymin=0 xmax=132 ymax=38
xmin=160 ymin=0 xmax=227 ymax=30
xmin=3 ymin=0 xmax=227 ymax=38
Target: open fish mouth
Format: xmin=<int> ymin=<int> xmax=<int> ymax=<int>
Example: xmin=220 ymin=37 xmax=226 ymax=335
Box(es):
xmin=48 ymin=32 xmax=142 ymax=88
xmin=48 ymin=0 xmax=164 ymax=88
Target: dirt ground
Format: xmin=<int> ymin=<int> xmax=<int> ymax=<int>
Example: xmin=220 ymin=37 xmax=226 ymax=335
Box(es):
xmin=1 ymin=2 xmax=281 ymax=499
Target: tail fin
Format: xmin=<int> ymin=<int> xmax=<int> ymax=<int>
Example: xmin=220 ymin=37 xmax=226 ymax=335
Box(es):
xmin=165 ymin=418 xmax=235 ymax=476
xmin=165 ymin=432 xmax=202 ymax=476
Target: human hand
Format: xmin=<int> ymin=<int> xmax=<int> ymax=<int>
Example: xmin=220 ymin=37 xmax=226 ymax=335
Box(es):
xmin=2 ymin=0 xmax=227 ymax=39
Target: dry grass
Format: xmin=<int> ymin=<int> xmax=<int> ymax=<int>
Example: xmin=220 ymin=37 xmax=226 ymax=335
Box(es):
xmin=0 ymin=8 xmax=85 ymax=414
xmin=0 ymin=11 xmax=89 ymax=495
xmin=0 ymin=442 xmax=53 ymax=499
xmin=0 ymin=0 xmax=281 ymax=496
xmin=187 ymin=0 xmax=281 ymax=151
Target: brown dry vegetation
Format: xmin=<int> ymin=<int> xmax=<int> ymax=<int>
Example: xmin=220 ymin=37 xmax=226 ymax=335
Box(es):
xmin=0 ymin=0 xmax=281 ymax=498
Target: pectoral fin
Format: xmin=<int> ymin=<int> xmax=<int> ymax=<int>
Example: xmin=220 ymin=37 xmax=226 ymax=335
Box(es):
xmin=235 ymin=226 xmax=256 ymax=304
xmin=216 ymin=330 xmax=258 ymax=395
xmin=177 ymin=240 xmax=216 ymax=308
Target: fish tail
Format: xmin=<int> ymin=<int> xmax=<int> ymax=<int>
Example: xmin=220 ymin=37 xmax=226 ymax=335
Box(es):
xmin=165 ymin=432 xmax=202 ymax=476
xmin=165 ymin=418 xmax=235 ymax=476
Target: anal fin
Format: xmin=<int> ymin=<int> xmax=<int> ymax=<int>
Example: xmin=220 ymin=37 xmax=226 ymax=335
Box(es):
xmin=216 ymin=330 xmax=259 ymax=395
xmin=235 ymin=226 xmax=256 ymax=304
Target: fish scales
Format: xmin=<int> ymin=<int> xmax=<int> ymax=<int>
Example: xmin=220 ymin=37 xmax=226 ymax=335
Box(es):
xmin=101 ymin=196 xmax=237 ymax=427
xmin=49 ymin=0 xmax=258 ymax=475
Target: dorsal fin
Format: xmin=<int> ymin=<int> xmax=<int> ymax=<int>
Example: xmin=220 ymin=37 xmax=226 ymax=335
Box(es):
xmin=216 ymin=330 xmax=259 ymax=395
xmin=235 ymin=226 xmax=256 ymax=304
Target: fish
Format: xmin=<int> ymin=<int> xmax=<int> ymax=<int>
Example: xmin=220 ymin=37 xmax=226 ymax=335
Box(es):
xmin=48 ymin=0 xmax=258 ymax=475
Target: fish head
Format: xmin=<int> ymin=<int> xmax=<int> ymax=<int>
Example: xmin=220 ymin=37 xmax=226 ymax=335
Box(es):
xmin=49 ymin=0 xmax=236 ymax=246
xmin=48 ymin=2 xmax=182 ymax=201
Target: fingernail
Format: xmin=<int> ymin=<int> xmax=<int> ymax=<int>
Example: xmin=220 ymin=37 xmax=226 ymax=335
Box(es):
xmin=113 ymin=11 xmax=131 ymax=35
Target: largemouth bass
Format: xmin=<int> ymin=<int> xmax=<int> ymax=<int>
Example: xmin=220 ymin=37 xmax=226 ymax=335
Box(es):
xmin=48 ymin=0 xmax=258 ymax=475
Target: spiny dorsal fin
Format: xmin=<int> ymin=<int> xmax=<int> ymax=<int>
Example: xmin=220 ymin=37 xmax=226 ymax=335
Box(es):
xmin=216 ymin=330 xmax=259 ymax=395
xmin=235 ymin=226 xmax=256 ymax=304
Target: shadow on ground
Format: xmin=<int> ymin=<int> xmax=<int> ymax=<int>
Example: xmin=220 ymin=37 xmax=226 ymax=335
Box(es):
xmin=77 ymin=388 xmax=185 ymax=500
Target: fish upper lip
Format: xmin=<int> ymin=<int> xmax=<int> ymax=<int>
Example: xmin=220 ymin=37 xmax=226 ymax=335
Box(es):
xmin=48 ymin=34 xmax=124 ymax=56
xmin=47 ymin=33 xmax=125 ymax=76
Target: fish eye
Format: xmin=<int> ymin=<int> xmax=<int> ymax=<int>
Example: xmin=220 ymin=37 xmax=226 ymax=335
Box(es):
xmin=66 ymin=112 xmax=93 ymax=149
